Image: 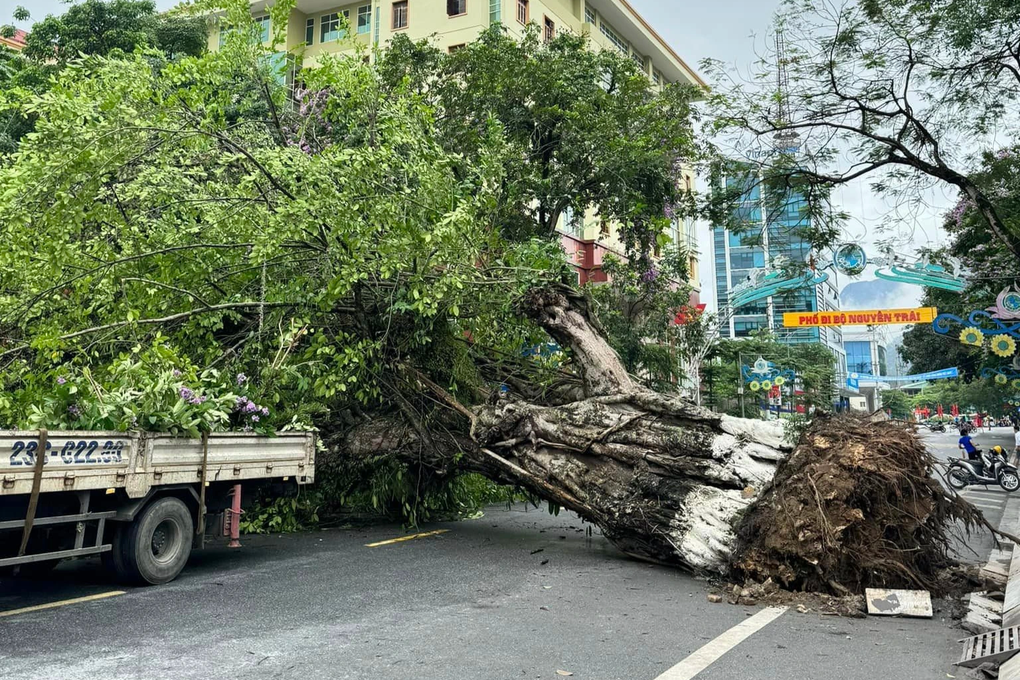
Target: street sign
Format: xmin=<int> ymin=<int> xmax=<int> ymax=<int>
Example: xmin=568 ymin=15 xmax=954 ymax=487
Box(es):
xmin=783 ymin=307 xmax=938 ymax=328
xmin=847 ymin=373 xmax=860 ymax=390
xmin=853 ymin=367 xmax=959 ymax=382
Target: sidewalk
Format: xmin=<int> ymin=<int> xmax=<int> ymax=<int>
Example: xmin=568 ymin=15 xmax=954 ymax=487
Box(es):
xmin=980 ymin=492 xmax=1020 ymax=677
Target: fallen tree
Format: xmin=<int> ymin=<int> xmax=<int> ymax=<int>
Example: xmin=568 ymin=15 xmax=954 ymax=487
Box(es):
xmin=0 ymin=7 xmax=996 ymax=596
xmin=341 ymin=286 xmax=995 ymax=594
xmin=343 ymin=286 xmax=789 ymax=571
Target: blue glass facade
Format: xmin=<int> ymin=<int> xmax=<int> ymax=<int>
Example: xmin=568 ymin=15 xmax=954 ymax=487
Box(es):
xmin=845 ymin=341 xmax=874 ymax=375
xmin=711 ymin=171 xmax=844 ymax=364
xmin=845 ymin=340 xmax=889 ymax=376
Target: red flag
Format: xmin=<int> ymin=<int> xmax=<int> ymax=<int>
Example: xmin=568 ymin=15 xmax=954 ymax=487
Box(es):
xmin=951 ymin=404 xmax=959 ymax=417
xmin=937 ymin=404 xmax=944 ymax=417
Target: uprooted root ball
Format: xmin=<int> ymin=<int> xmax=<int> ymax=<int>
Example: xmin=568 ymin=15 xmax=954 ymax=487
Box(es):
xmin=730 ymin=413 xmax=985 ymax=596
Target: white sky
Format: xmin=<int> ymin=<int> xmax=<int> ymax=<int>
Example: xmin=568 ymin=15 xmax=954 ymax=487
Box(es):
xmin=8 ymin=0 xmax=955 ymax=314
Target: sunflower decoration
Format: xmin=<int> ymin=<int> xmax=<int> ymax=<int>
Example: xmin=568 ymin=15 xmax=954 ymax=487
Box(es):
xmin=774 ymin=376 xmax=786 ymax=387
xmin=761 ymin=380 xmax=773 ymax=391
xmin=960 ymin=327 xmax=985 ymax=347
xmin=749 ymin=381 xmax=761 ymax=392
xmin=996 ymin=373 xmax=1009 ymax=385
xmin=992 ymin=334 xmax=1017 ymax=358
xmin=1012 ymin=379 xmax=1020 ymax=390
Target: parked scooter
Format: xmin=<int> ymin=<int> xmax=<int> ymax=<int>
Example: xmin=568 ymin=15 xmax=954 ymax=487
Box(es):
xmin=947 ymin=446 xmax=1020 ymax=492
xmin=929 ymin=422 xmax=947 ymax=433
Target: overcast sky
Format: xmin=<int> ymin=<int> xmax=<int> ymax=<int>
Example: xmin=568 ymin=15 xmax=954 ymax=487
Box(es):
xmin=9 ymin=0 xmax=949 ymax=315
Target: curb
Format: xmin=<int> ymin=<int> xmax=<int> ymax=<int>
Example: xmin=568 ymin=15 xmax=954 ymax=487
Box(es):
xmin=989 ymin=493 xmax=1020 ymax=678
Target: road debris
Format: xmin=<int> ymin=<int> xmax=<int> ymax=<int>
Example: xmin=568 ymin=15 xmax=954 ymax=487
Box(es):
xmin=865 ymin=589 xmax=934 ymax=618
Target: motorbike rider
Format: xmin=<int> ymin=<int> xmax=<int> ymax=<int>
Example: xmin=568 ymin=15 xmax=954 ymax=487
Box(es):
xmin=960 ymin=429 xmax=982 ymax=474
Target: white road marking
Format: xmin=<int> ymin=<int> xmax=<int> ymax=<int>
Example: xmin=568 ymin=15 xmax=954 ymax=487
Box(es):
xmin=653 ymin=606 xmax=787 ymax=680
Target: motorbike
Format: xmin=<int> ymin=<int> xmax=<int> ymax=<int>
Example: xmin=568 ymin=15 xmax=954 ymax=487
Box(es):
xmin=929 ymin=422 xmax=947 ymax=433
xmin=947 ymin=448 xmax=1020 ymax=492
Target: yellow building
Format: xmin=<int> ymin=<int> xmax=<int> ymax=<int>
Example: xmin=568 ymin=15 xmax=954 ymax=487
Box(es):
xmin=0 ymin=29 xmax=28 ymax=52
xmin=210 ymin=0 xmax=702 ymax=292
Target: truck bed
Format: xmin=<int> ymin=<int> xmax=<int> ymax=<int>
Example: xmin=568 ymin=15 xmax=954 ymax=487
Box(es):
xmin=0 ymin=430 xmax=315 ymax=498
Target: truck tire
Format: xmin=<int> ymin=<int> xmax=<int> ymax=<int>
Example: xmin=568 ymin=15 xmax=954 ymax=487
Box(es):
xmin=101 ymin=524 xmax=130 ymax=581
xmin=120 ymin=497 xmax=193 ymax=585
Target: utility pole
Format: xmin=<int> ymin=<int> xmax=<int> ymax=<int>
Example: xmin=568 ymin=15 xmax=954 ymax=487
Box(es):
xmin=738 ymin=352 xmax=746 ymax=418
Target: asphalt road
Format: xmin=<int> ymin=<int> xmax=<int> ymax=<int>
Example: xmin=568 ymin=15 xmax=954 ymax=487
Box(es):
xmin=0 ymin=504 xmax=966 ymax=680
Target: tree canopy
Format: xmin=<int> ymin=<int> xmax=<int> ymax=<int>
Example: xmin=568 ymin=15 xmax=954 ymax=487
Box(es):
xmin=20 ymin=1 xmax=207 ymax=63
xmin=0 ymin=2 xmax=702 ymax=440
xmin=703 ymin=0 xmax=1020 ymax=260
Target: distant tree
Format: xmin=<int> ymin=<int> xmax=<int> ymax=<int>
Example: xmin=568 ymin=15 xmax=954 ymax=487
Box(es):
xmin=880 ymin=390 xmax=911 ymax=419
xmin=22 ymin=0 xmax=206 ymax=64
xmin=900 ymin=146 xmax=1020 ymax=377
xmin=0 ymin=1 xmax=206 ymax=155
xmin=704 ymin=0 xmax=1020 ymax=260
xmin=377 ymin=28 xmax=699 ymax=263
xmin=707 ymin=332 xmax=837 ymax=416
xmin=899 ymin=287 xmax=982 ymax=376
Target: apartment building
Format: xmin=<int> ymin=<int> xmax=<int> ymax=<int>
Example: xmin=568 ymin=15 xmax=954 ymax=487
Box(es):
xmin=210 ymin=1 xmax=704 ymax=295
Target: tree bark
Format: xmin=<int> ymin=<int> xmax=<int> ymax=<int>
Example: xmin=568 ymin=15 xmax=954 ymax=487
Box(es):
xmin=343 ymin=285 xmax=790 ymax=573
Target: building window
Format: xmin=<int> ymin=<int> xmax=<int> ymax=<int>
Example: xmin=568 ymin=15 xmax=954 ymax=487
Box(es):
xmin=600 ymin=221 xmax=610 ymax=237
xmin=631 ymin=51 xmax=645 ymax=69
xmin=449 ymin=43 xmax=465 ymax=53
xmin=584 ymin=6 xmax=595 ymax=24
xmin=448 ymin=0 xmax=467 ymax=16
xmin=255 ymin=15 xmax=271 ymax=43
xmin=305 ymin=18 xmax=314 ymax=45
xmin=489 ymin=0 xmax=501 ymax=24
xmin=544 ymin=16 xmax=555 ymax=41
xmin=357 ymin=5 xmax=372 ymax=34
xmin=516 ymin=0 xmax=528 ymax=24
xmin=393 ymin=1 xmax=408 ymax=29
xmin=321 ymin=12 xmax=347 ymax=43
xmin=600 ymin=22 xmax=628 ymax=55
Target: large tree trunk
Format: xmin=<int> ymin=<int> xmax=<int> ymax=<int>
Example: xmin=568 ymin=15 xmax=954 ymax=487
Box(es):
xmin=344 ymin=286 xmax=984 ymax=595
xmin=345 ymin=285 xmax=790 ymax=573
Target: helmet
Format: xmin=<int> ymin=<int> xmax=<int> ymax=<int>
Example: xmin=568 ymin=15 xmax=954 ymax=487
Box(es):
xmin=992 ymin=445 xmax=1005 ymax=456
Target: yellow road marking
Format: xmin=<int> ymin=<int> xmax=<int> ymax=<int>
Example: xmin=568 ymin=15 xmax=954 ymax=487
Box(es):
xmin=365 ymin=529 xmax=449 ymax=548
xmin=0 ymin=590 xmax=125 ymax=618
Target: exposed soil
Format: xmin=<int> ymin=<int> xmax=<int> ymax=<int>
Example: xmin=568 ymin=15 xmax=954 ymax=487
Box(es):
xmin=731 ymin=413 xmax=990 ymax=596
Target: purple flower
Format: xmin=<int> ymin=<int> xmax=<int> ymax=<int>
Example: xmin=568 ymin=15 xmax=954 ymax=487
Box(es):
xmin=172 ymin=369 xmax=182 ymax=377
xmin=56 ymin=377 xmax=66 ymax=385
xmin=236 ymin=373 xmax=248 ymax=386
xmin=245 ymin=402 xmax=258 ymax=413
xmin=640 ymin=268 xmax=659 ymax=283
xmin=68 ymin=403 xmax=81 ymax=417
xmin=252 ymin=415 xmax=260 ymax=422
xmin=261 ymin=407 xmax=269 ymax=416
xmin=179 ymin=387 xmax=195 ymax=401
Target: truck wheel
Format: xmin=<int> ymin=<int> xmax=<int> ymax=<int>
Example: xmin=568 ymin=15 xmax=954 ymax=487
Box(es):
xmin=101 ymin=524 xmax=130 ymax=580
xmin=120 ymin=497 xmax=193 ymax=585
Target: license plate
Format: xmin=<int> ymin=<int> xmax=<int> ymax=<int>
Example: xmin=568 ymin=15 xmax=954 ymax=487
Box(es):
xmin=6 ymin=438 xmax=128 ymax=467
